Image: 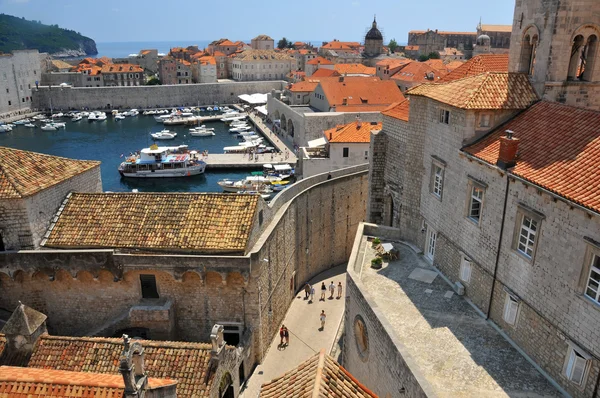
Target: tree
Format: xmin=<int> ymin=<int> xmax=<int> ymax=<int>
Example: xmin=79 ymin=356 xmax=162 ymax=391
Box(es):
xmin=277 ymin=38 xmax=289 ymax=49
xmin=418 ymin=54 xmax=429 ymax=62
xmin=388 ymin=39 xmax=398 ymax=53
xmin=146 ymin=77 xmax=161 ymax=85
xmin=428 ymin=51 xmax=441 ymax=59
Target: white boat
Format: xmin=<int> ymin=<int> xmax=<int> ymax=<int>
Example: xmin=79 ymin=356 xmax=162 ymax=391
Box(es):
xmin=115 ymin=114 xmax=126 ymax=120
xmin=50 ymin=122 xmax=66 ymax=128
xmin=263 ymin=163 xmax=295 ymax=180
xmin=32 ymin=114 xmax=46 ymax=120
xmin=190 ymin=130 xmax=215 ymax=137
xmin=13 ymin=119 xmax=29 ymax=125
xmin=229 ymin=126 xmax=252 ymax=133
xmin=218 ymin=176 xmax=273 ymax=193
xmin=72 ymin=115 xmax=82 ymax=122
xmin=206 ymin=107 xmax=213 ymax=111
xmin=51 ymin=113 xmax=64 ymax=118
xmin=151 ymin=130 xmax=177 ymax=140
xmin=221 ymin=115 xmax=246 ymax=122
xmin=154 ymin=114 xmax=173 ymax=122
xmin=96 ymin=112 xmax=107 ymax=121
xmin=24 ymin=123 xmax=36 ymax=128
xmin=0 ymin=124 xmax=13 ymax=132
xmin=118 ymin=144 xmax=206 ymax=178
xmin=192 ymin=125 xmax=214 ymax=131
xmin=41 ymin=124 xmax=57 ymax=131
xmin=87 ymin=113 xmax=97 ymax=121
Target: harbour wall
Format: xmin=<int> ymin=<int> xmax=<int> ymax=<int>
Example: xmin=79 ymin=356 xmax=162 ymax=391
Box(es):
xmin=31 ymin=81 xmax=287 ymax=110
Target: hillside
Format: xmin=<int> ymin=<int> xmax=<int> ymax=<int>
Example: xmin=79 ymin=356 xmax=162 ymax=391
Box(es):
xmin=0 ymin=14 xmax=97 ymax=57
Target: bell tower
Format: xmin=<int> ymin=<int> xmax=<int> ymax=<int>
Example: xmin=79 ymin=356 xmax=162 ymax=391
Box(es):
xmin=508 ymin=0 xmax=600 ymax=110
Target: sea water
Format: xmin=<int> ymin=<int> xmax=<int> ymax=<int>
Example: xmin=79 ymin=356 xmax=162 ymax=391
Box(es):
xmin=0 ymin=113 xmax=256 ymax=193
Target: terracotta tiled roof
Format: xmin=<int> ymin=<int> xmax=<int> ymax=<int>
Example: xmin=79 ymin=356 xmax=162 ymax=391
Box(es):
xmin=481 ymin=24 xmax=512 ymax=33
xmin=199 ymin=56 xmax=216 ymax=65
xmin=289 ymin=81 xmax=320 ymax=92
xmin=390 ymin=61 xmax=447 ymax=84
xmin=445 ymin=60 xmax=466 ymax=71
xmin=318 ymin=77 xmax=405 ymax=108
xmin=376 ymin=58 xmax=410 ymax=68
xmin=0 ymin=147 xmax=100 ymax=200
xmin=306 ymin=56 xmax=333 ymax=65
xmin=440 ymin=54 xmax=509 ymax=82
xmin=325 ymin=121 xmax=382 ymax=143
xmin=42 ymin=192 xmax=259 ymax=254
xmin=213 ymin=51 xmax=226 ymax=57
xmin=260 ymin=349 xmax=377 ymax=398
xmin=464 ymin=101 xmax=600 ymax=213
xmin=0 ymin=366 xmax=175 ymax=397
xmin=382 ymin=99 xmax=410 ymax=121
xmin=407 ymin=72 xmax=538 ymax=110
xmin=310 ymin=68 xmax=340 ymax=78
xmin=404 ymin=45 xmax=419 ymax=51
xmin=218 ymin=40 xmax=236 ymax=46
xmin=334 ymin=64 xmax=376 ymax=75
xmin=321 ymin=42 xmax=352 ymax=51
xmin=253 ymin=34 xmax=273 ymax=41
xmin=101 ymin=63 xmax=144 ymax=73
xmin=51 ymin=60 xmax=72 ymax=69
xmin=28 ymin=335 xmax=213 ymax=398
xmin=331 ymin=104 xmax=392 ymax=112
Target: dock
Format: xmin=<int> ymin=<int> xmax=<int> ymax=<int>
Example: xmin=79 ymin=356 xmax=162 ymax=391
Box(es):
xmin=203 ymin=111 xmax=297 ymax=169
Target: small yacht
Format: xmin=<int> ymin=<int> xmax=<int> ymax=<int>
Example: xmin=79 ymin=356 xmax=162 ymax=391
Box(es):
xmin=115 ymin=113 xmax=126 ymax=120
xmin=96 ymin=112 xmax=107 ymax=121
xmin=41 ymin=124 xmax=58 ymax=131
xmin=189 ymin=129 xmax=215 ymax=137
xmin=24 ymin=123 xmax=36 ymax=128
xmin=118 ymin=144 xmax=206 ymax=178
xmin=150 ymin=130 xmax=177 ymax=140
xmin=87 ymin=112 xmax=97 ymax=121
xmin=218 ymin=176 xmax=274 ymax=193
xmin=72 ymin=115 xmax=82 ymax=122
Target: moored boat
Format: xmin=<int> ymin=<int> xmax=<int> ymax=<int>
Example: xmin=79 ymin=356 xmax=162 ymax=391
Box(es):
xmin=150 ymin=130 xmax=177 ymax=140
xmin=118 ymin=144 xmax=206 ymax=178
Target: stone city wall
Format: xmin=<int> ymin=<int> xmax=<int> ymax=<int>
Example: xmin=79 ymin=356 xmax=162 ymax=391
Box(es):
xmin=32 ymin=81 xmax=287 ymax=110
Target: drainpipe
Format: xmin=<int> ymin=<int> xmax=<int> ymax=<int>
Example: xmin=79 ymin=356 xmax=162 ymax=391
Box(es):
xmin=486 ymin=173 xmax=510 ymax=319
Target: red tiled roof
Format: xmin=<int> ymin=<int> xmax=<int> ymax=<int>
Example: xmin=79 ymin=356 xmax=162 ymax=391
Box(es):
xmin=464 ymin=101 xmax=600 ymax=213
xmin=213 ymin=51 xmax=226 ymax=57
xmin=407 ymin=72 xmax=538 ymax=110
xmin=404 ymin=45 xmax=419 ymax=51
xmin=199 ymin=56 xmax=216 ymax=65
xmin=376 ymin=58 xmax=411 ymax=68
xmin=334 ymin=64 xmax=376 ymax=75
xmin=101 ymin=63 xmax=143 ymax=73
xmin=310 ymin=68 xmax=340 ymax=78
xmin=0 ymin=366 xmax=175 ymax=398
xmin=382 ymin=99 xmax=410 ymax=121
xmin=445 ymin=60 xmax=466 ymax=71
xmin=218 ymin=40 xmax=236 ymax=46
xmin=409 ymin=30 xmax=476 ymax=36
xmin=289 ymin=81 xmax=320 ymax=92
xmin=28 ymin=335 xmax=213 ymax=398
xmin=321 ymin=42 xmax=352 ymax=51
xmin=440 ymin=54 xmax=509 ymax=82
xmin=260 ymin=350 xmax=377 ymax=398
xmin=0 ymin=147 xmax=100 ymax=200
xmin=390 ymin=61 xmax=447 ymax=84
xmin=318 ymin=77 xmax=405 ymax=108
xmin=307 ymin=56 xmax=333 ymax=65
xmin=325 ymin=121 xmax=382 ymax=143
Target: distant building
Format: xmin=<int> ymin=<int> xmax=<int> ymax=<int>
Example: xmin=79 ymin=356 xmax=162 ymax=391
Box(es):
xmin=333 ymin=63 xmax=376 ymax=77
xmin=101 ymin=63 xmax=145 ymax=86
xmin=230 ymin=50 xmax=295 ymax=81
xmin=192 ymin=55 xmax=217 ymax=83
xmin=251 ymin=35 xmax=275 ymax=50
xmin=363 ymin=17 xmax=385 ymax=58
xmin=207 ymin=39 xmax=241 ymax=56
xmin=389 ymin=61 xmax=447 ymax=92
xmin=158 ymin=57 xmax=193 ymax=85
xmin=0 ymin=50 xmax=46 ymax=117
xmin=375 ymin=58 xmax=411 ymax=80
xmin=305 ymin=56 xmax=334 ymax=77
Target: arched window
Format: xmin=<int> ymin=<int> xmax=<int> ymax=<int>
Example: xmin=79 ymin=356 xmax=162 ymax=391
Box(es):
xmin=568 ymin=30 xmax=599 ymax=82
xmin=519 ymin=34 xmax=537 ymax=75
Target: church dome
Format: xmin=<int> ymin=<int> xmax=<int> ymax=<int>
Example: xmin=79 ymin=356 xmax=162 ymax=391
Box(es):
xmin=477 ymin=34 xmax=491 ymax=45
xmin=365 ymin=18 xmax=383 ymax=41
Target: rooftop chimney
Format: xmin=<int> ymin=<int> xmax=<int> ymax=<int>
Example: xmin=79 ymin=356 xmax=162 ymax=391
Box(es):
xmin=119 ymin=334 xmax=148 ymax=398
xmin=1 ymin=302 xmax=47 ymax=361
xmin=496 ymin=130 xmax=520 ymax=169
xmin=356 ymin=116 xmax=362 ymax=128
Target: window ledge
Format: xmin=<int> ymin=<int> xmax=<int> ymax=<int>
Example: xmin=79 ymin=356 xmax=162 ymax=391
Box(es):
xmin=466 ymin=217 xmax=481 ymax=228
xmin=578 ymin=294 xmax=600 ymax=313
xmin=514 ymin=249 xmax=534 ymax=263
xmin=430 ymin=192 xmax=443 ymax=202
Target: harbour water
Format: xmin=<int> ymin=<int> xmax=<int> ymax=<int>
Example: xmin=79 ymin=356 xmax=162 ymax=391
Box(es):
xmin=0 ymin=113 xmax=258 ymax=193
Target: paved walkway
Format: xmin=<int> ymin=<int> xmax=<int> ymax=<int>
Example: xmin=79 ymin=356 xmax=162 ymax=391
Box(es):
xmin=240 ymin=265 xmax=347 ymax=398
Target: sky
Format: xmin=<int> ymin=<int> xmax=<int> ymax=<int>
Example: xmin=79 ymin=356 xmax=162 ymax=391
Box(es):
xmin=0 ymin=0 xmax=516 ymax=44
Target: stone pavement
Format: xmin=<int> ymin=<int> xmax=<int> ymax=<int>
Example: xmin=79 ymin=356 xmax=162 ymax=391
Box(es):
xmin=240 ymin=265 xmax=347 ymax=398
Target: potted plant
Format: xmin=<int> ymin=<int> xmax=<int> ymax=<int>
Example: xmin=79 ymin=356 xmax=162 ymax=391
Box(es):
xmin=371 ymin=237 xmax=381 ymax=248
xmin=371 ymin=257 xmax=383 ymax=269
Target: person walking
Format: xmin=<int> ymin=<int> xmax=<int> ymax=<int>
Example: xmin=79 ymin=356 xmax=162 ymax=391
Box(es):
xmin=337 ymin=282 xmax=343 ymax=299
xmin=279 ymin=324 xmax=285 ymax=345
xmin=283 ymin=326 xmax=289 ymax=345
xmin=304 ymin=283 xmax=311 ymax=299
xmin=320 ymin=282 xmax=327 ymax=301
xmin=310 ymin=286 xmax=315 ymax=302
xmin=329 ymin=281 xmax=335 ymax=299
xmin=320 ymin=310 xmax=327 ymax=330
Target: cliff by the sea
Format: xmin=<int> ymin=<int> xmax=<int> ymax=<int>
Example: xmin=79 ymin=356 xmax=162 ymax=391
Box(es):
xmin=0 ymin=14 xmax=97 ymax=57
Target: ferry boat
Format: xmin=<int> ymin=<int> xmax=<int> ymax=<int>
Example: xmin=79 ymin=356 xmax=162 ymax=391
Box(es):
xmin=118 ymin=144 xmax=206 ymax=178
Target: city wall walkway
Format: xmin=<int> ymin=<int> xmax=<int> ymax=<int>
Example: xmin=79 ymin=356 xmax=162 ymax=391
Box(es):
xmin=240 ymin=264 xmax=347 ymax=398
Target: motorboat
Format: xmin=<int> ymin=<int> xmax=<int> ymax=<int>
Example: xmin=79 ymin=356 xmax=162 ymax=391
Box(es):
xmin=118 ymin=144 xmax=206 ymax=178
xmin=115 ymin=114 xmax=126 ymax=120
xmin=96 ymin=112 xmax=107 ymax=121
xmin=72 ymin=115 xmax=82 ymax=122
xmin=24 ymin=123 xmax=36 ymax=128
xmin=51 ymin=112 xmax=64 ymax=118
xmin=154 ymin=114 xmax=173 ymax=123
xmin=143 ymin=110 xmax=157 ymax=115
xmin=13 ymin=119 xmax=30 ymax=125
xmin=263 ymin=163 xmax=295 ymax=180
xmin=189 ymin=130 xmax=215 ymax=137
xmin=229 ymin=125 xmax=252 ymax=133
xmin=218 ymin=176 xmax=274 ymax=193
xmin=50 ymin=122 xmax=66 ymax=128
xmin=32 ymin=114 xmax=46 ymax=120
xmin=41 ymin=124 xmax=58 ymax=131
xmin=193 ymin=125 xmax=214 ymax=131
xmin=123 ymin=109 xmax=139 ymax=117
xmin=221 ymin=115 xmax=246 ymax=123
xmin=150 ymin=130 xmax=177 ymax=140
xmin=87 ymin=113 xmax=97 ymax=121
xmin=206 ymin=107 xmax=213 ymax=111
xmin=0 ymin=124 xmax=13 ymax=132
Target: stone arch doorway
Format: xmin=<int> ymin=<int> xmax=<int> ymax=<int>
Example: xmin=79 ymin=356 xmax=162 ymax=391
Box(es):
xmin=287 ymin=119 xmax=294 ymax=137
xmin=383 ymin=193 xmax=396 ymax=227
xmin=219 ymin=372 xmax=234 ymax=398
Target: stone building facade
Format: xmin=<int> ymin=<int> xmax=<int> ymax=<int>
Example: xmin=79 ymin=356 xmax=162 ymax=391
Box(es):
xmin=0 ymin=50 xmax=46 ymax=117
xmin=251 ymin=35 xmax=274 ymax=51
xmin=508 ymin=0 xmax=600 ymax=111
xmin=364 ymin=3 xmax=600 ymax=392
xmin=230 ymin=50 xmax=296 ymax=82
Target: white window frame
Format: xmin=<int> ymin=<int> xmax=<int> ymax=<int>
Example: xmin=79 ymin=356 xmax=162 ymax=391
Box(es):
xmin=512 ymin=205 xmax=544 ymax=262
xmin=564 ymin=344 xmax=591 ymax=386
xmin=431 ymin=164 xmax=444 ymax=198
xmin=468 ymin=184 xmax=484 ymax=224
xmin=439 ymin=108 xmax=450 ymax=124
xmin=459 ymin=257 xmax=472 ymax=283
xmin=584 ymin=252 xmax=600 ymax=305
xmin=503 ymin=293 xmax=520 ymax=326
